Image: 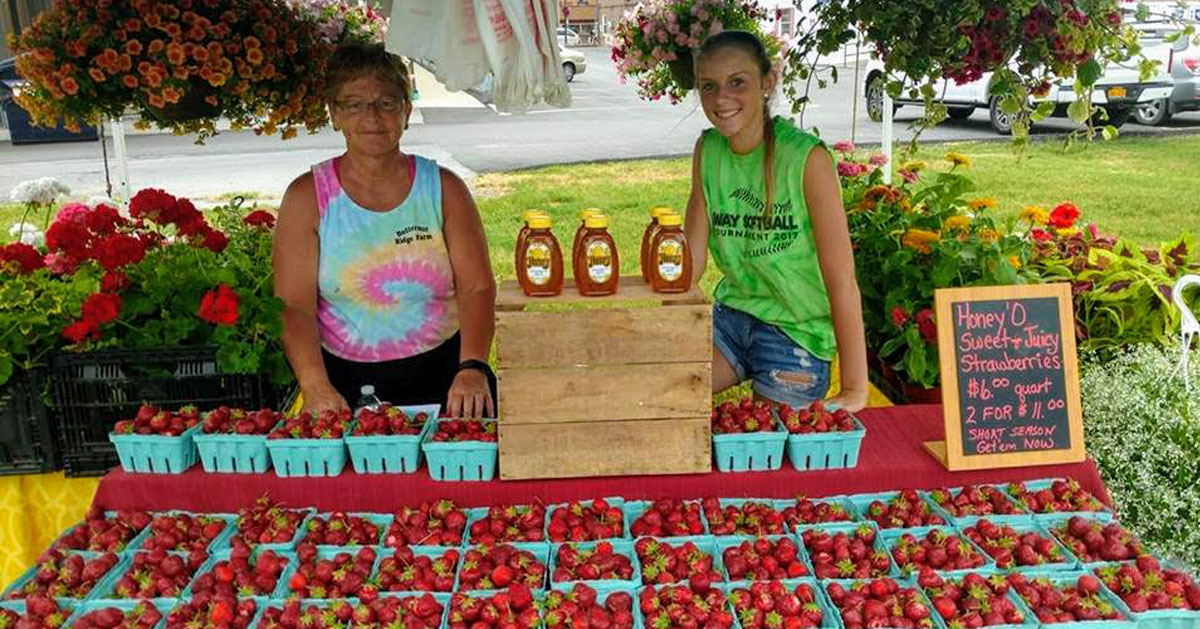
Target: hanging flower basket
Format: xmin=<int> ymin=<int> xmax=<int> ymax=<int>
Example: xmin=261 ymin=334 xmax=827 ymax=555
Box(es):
xmin=666 ymin=56 xmax=695 ymax=91
xmin=141 ymin=79 xmax=221 ymax=124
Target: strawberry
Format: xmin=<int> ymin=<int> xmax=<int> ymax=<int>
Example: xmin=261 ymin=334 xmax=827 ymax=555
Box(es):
xmin=860 ymin=489 xmax=946 ymax=529
xmin=890 ymin=529 xmax=987 ymax=574
xmin=457 ymin=543 xmax=547 ymax=591
xmin=285 ymin=543 xmax=376 ymax=599
xmin=201 ymin=407 xmax=281 ymax=435
xmin=111 ymin=404 xmax=201 ymax=436
xmin=1005 ymin=479 xmax=1108 ymax=514
xmin=431 ymin=419 xmax=498 ymax=442
xmin=780 ymin=496 xmax=853 ymax=528
xmin=927 ymin=484 xmax=1027 ymax=517
xmin=1011 ymin=575 xmax=1127 ymax=622
xmin=711 ymin=398 xmax=778 ymax=434
xmin=451 ymin=586 xmax=538 ymax=629
xmin=1094 ymin=558 xmax=1199 ymax=613
xmin=641 ymin=583 xmax=733 ymax=629
xmin=139 ymin=513 xmax=228 ymax=554
xmin=300 ymin=512 xmax=382 ymax=546
xmin=721 ymin=537 xmax=808 ymax=581
xmin=353 ymin=403 xmax=430 ymax=436
xmin=190 ymin=542 xmax=290 ymax=599
xmin=635 ymin=538 xmax=722 ymax=586
xmin=378 ymin=545 xmax=460 ymax=592
xmin=962 ymin=518 xmax=1064 ymax=568
xmin=629 ymin=499 xmax=705 ymax=537
xmin=780 ymin=400 xmax=859 ymax=434
xmin=924 ymin=571 xmax=1026 ymax=627
xmin=468 ymin=504 xmax=546 ymax=544
xmin=1049 ymin=516 xmax=1143 ymax=563
xmin=0 ymin=595 xmax=68 ymax=628
xmin=166 ymin=597 xmax=258 ymax=629
xmin=260 ymin=600 xmax=354 ymax=629
xmin=109 ymin=550 xmax=205 ymax=599
xmin=729 ymin=581 xmax=823 ymax=629
xmin=51 ymin=506 xmax=149 ymax=553
xmin=553 ymin=542 xmax=635 ymax=583
xmin=824 ymin=578 xmax=936 ymax=629
xmin=386 ymin=499 xmax=468 ymax=547
xmin=230 ymin=496 xmax=307 ymax=547
xmin=73 ymin=600 xmax=162 ymax=629
xmin=548 ymin=499 xmax=624 ymax=542
xmin=7 ymin=550 xmax=119 ymax=599
xmin=801 ymin=526 xmax=890 ymax=580
xmin=703 ymin=498 xmax=786 ymax=536
xmin=267 ymin=409 xmax=352 ymax=439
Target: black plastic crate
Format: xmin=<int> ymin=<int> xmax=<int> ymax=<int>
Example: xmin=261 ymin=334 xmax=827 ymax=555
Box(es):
xmin=50 ymin=347 xmax=269 ymax=477
xmin=0 ymin=369 xmax=59 ymax=475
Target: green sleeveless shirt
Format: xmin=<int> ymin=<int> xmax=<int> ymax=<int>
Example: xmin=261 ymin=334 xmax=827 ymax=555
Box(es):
xmin=700 ymin=116 xmax=837 ymax=361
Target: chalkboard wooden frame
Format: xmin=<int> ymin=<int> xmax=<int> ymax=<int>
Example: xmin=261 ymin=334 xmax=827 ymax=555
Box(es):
xmin=924 ymin=283 xmax=1086 ymax=471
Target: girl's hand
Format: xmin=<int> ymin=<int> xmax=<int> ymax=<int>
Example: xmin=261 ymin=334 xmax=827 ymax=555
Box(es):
xmin=828 ymin=388 xmax=868 ymax=413
xmin=301 ymin=382 xmax=349 ymax=415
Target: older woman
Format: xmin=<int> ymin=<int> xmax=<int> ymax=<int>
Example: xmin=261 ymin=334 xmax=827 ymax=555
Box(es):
xmin=274 ymin=42 xmax=496 ymax=418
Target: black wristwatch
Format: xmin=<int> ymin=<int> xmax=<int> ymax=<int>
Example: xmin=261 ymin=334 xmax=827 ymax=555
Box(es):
xmin=458 ymin=359 xmax=494 ymax=379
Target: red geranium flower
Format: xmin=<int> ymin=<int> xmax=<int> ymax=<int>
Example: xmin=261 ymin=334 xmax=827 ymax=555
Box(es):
xmin=101 ymin=270 xmax=130 ymax=292
xmin=92 ymin=233 xmax=147 ymax=271
xmin=129 ymin=188 xmax=178 ymax=223
xmin=85 ymin=205 xmax=127 ymax=236
xmin=1030 ymin=228 xmax=1053 ymax=242
xmin=45 ymin=220 xmax=92 ymax=259
xmin=0 ymin=242 xmax=47 ymax=274
xmin=201 ymin=229 xmax=229 ymax=253
xmin=916 ymin=308 xmax=937 ymax=343
xmin=242 ymin=210 xmax=276 ymax=229
xmin=198 ymin=284 xmax=240 ymax=326
xmin=81 ymin=292 xmax=122 ymax=325
xmin=1048 ymin=203 xmax=1080 ymax=229
xmin=891 ymin=305 xmax=909 ymax=328
xmin=62 ymin=320 xmax=97 ymax=344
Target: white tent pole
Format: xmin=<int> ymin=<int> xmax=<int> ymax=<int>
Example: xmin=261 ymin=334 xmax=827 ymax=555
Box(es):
xmin=881 ymin=90 xmax=893 ymax=185
xmin=109 ymin=117 xmax=132 ymax=202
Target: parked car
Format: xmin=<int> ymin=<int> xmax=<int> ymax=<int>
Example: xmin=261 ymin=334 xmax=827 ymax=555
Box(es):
xmin=864 ymin=57 xmax=1173 ymax=134
xmin=556 ymin=26 xmax=581 ymax=47
xmin=559 ymin=45 xmax=586 ymax=82
xmin=1130 ymin=28 xmax=1199 ymax=125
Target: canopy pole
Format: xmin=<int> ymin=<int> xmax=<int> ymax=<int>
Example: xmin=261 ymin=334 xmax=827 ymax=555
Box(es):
xmin=109 ymin=117 xmax=132 ymax=202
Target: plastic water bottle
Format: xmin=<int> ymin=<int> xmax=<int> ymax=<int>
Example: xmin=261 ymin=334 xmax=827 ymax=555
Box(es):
xmin=355 ymin=384 xmax=383 ymax=418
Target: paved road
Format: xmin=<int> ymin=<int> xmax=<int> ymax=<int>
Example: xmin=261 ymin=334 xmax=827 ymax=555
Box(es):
xmin=1 ymin=47 xmax=1197 ymax=201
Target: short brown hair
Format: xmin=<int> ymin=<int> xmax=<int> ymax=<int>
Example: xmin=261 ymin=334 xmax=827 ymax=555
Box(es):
xmin=325 ymin=42 xmax=411 ymax=106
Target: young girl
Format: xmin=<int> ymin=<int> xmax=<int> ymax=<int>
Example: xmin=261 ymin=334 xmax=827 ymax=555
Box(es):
xmin=684 ymin=31 xmax=868 ymax=411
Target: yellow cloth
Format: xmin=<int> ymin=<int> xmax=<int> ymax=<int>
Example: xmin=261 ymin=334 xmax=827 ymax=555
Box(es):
xmin=0 ymin=473 xmax=100 ymax=589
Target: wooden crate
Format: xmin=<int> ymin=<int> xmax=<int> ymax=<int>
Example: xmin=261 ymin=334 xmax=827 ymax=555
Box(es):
xmin=495 ymin=276 xmax=712 ymax=479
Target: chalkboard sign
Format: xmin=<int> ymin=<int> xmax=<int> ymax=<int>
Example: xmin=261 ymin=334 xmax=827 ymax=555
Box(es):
xmin=923 ymin=284 xmax=1086 ymax=471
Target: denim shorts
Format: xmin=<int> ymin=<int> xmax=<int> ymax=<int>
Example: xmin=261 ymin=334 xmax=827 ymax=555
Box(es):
xmin=713 ymin=302 xmax=832 ymax=406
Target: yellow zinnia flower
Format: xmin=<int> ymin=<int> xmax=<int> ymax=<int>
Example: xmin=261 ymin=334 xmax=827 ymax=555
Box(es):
xmin=901 ymin=229 xmax=941 ymax=254
xmin=1057 ymin=227 xmax=1079 ymax=237
xmin=945 ymin=152 xmax=971 ymax=168
xmin=967 ymin=197 xmax=997 ymax=211
xmin=902 ymin=161 xmax=927 ymax=172
xmin=945 ymin=215 xmax=971 ymax=232
xmin=1019 ymin=205 xmax=1049 ymax=225
xmin=979 ymin=229 xmax=999 ymax=243
xmin=1009 ymin=256 xmax=1022 ymax=269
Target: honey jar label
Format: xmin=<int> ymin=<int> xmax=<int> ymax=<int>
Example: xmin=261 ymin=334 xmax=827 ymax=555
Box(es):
xmin=587 ymin=241 xmax=613 ymax=283
xmin=657 ymin=237 xmax=684 ymax=282
xmin=525 ymin=242 xmax=552 ymax=286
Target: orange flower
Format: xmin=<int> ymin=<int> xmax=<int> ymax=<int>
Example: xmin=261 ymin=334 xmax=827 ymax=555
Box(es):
xmin=166 ymin=44 xmax=186 ymax=66
xmin=193 ymin=47 xmax=208 ymax=62
xmin=122 ymin=74 xmax=138 ymax=88
xmin=149 ymin=39 xmax=166 ymax=55
xmin=263 ymin=26 xmax=277 ymax=43
xmin=173 ymin=66 xmax=190 ymax=80
xmin=207 ymin=72 xmax=227 ymax=87
xmin=148 ymin=93 xmax=165 ymax=108
xmin=117 ymin=54 xmax=132 ymax=72
xmin=65 ymin=41 xmax=85 ymax=57
xmin=138 ymin=61 xmax=152 ymax=75
xmin=125 ymin=40 xmax=143 ymax=56
xmin=281 ymin=127 xmax=298 ymax=140
xmin=125 ymin=18 xmax=142 ymax=32
xmin=89 ymin=67 xmax=106 ymax=82
xmin=188 ymin=26 xmax=205 ymax=42
xmin=162 ymin=87 xmax=181 ymax=104
xmin=901 ymin=229 xmax=941 ymax=254
xmin=61 ymin=77 xmax=79 ymax=95
xmin=65 ymin=120 xmax=81 ymax=133
xmin=162 ymin=5 xmax=179 ymax=19
xmin=207 ymin=42 xmax=224 ymax=59
xmin=246 ymin=48 xmax=264 ymax=66
xmin=219 ymin=58 xmax=233 ymax=75
xmin=144 ymin=13 xmax=161 ymax=29
xmin=204 ymin=95 xmax=219 ymax=106
xmin=114 ymin=29 xmax=127 ymax=42
xmin=244 ymin=36 xmax=261 ymax=49
xmin=143 ymin=71 xmax=162 ymax=88
xmin=166 ymin=23 xmax=182 ymax=39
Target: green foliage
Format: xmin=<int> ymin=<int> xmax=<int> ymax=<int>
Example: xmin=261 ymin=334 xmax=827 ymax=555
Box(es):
xmin=0 ymin=265 xmax=99 ymax=385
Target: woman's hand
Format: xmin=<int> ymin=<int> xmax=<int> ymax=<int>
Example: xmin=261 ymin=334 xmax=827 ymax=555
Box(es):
xmin=447 ymin=369 xmax=494 ymax=419
xmin=301 ymin=382 xmax=349 ymax=415
xmin=828 ymin=387 xmax=868 ymax=413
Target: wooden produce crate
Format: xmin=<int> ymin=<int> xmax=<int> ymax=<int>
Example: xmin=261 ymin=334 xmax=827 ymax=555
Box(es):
xmin=495 ymin=276 xmax=713 ymax=479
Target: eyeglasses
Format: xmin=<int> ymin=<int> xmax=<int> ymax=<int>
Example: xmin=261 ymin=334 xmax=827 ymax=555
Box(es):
xmin=335 ymin=97 xmax=405 ymax=116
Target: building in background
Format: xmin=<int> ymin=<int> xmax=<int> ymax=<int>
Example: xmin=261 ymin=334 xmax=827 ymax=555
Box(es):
xmin=2 ymin=0 xmax=53 ymax=59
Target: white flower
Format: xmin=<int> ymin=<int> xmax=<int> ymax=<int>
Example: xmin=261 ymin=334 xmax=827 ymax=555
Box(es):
xmin=8 ymin=223 xmax=44 ymax=246
xmin=9 ymin=177 xmax=70 ymax=206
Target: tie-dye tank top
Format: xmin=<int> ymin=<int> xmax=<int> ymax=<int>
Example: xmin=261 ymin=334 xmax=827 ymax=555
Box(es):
xmin=313 ymin=155 xmax=459 ymax=363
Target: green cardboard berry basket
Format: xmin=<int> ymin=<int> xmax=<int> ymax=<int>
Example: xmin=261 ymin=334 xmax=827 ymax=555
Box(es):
xmin=548 ymin=539 xmax=641 ymax=593
xmin=108 ymin=424 xmax=200 ymax=474
xmin=712 ymin=423 xmax=787 ymax=472
xmin=623 ymin=500 xmax=709 ymax=539
xmin=265 ymin=433 xmax=347 ymax=478
xmin=345 ymin=404 xmax=440 ymax=474
xmin=421 ymin=418 xmax=498 ymax=481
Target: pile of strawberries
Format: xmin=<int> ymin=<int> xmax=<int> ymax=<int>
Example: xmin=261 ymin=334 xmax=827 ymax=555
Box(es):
xmin=962 ymin=518 xmax=1066 ymax=568
xmin=0 ymin=595 xmax=69 ymax=628
xmin=860 ymin=490 xmax=947 ymax=529
xmin=6 ymin=550 xmax=119 ymax=599
xmin=801 ymin=526 xmax=892 ymax=580
xmin=825 ymin=578 xmax=935 ymax=628
xmin=780 ymin=496 xmax=854 ymax=527
xmin=889 ymin=529 xmax=988 ymax=573
xmin=300 ymin=512 xmax=382 ymax=546
xmin=260 ymin=599 xmax=430 ymax=629
xmin=287 ymin=544 xmax=377 ymax=599
xmin=430 ymin=419 xmax=498 ymax=442
xmin=711 ymin=398 xmax=777 ymax=434
xmin=231 ymin=497 xmax=308 ymax=547
xmin=920 ymin=570 xmax=1028 ymax=627
xmin=1009 ymin=573 xmax=1128 ymax=623
xmin=112 ymin=404 xmax=200 ymax=436
xmin=190 ymin=542 xmax=289 ymax=598
xmin=109 ymin=550 xmax=206 ymax=598
xmin=721 ymin=537 xmax=809 ymax=581
xmin=72 ymin=601 xmax=163 ymax=629
xmin=636 ymin=538 xmax=722 ymax=587
xmin=449 ymin=584 xmax=539 ymax=629
xmin=548 ymin=498 xmax=624 ymax=542
xmin=386 ymin=500 xmax=469 ymax=547
xmin=51 ymin=506 xmax=150 ymax=553
xmin=545 ymin=583 xmax=635 ymax=629
xmin=1049 ymin=516 xmax=1144 ymax=563
xmin=353 ymin=404 xmax=431 ymax=436
xmin=552 ymin=541 xmax=635 ymax=583
xmin=468 ymin=504 xmax=547 ymax=544
xmin=267 ymin=409 xmax=352 ymax=440
xmin=1095 ymin=554 xmax=1200 ymax=612
xmin=628 ymin=499 xmax=705 ymax=537
xmin=377 ymin=545 xmax=460 ymax=592
xmin=728 ymin=580 xmax=826 ymax=629
xmin=166 ymin=597 xmax=259 ymax=628
xmin=927 ymin=484 xmax=1026 ymax=518
xmin=200 ymin=407 xmax=281 ymax=435
xmin=703 ymin=498 xmax=786 ymax=536
xmin=457 ymin=543 xmax=547 ymax=591
xmin=1005 ymin=479 xmax=1108 ymax=514
xmin=779 ymin=400 xmax=859 ymax=434
xmin=640 ymin=582 xmax=734 ymax=629
xmin=139 ymin=513 xmax=228 ymax=554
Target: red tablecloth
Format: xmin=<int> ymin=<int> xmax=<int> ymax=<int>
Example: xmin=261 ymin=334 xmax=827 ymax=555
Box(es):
xmin=91 ymin=405 xmax=1112 ymax=512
